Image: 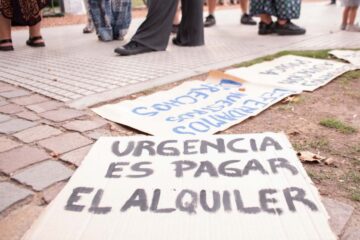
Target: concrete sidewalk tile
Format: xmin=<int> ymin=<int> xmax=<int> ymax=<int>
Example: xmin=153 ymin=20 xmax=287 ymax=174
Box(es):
xmin=38 ymin=132 xmax=93 ymax=154
xmin=0 ymin=182 xmax=33 ymax=213
xmin=322 ymin=197 xmax=354 ymax=237
xmin=0 ymin=104 xmax=24 ymax=114
xmin=62 ymin=119 xmax=108 ymax=132
xmin=0 ymin=85 xmax=17 ymax=93
xmin=0 ymin=204 xmax=44 ymax=240
xmin=0 ymin=100 xmax=8 ymax=107
xmin=342 ymin=227 xmax=360 ymax=240
xmin=10 ymin=94 xmax=48 ymax=106
xmin=12 ymin=160 xmax=73 ymax=191
xmin=16 ymin=111 xmax=41 ymax=121
xmin=0 ymin=113 xmax=11 ymax=123
xmin=0 ymin=137 xmax=21 ymax=153
xmin=43 ymin=182 xmax=66 ymax=203
xmin=0 ymin=90 xmax=31 ymax=99
xmin=14 ymin=125 xmax=62 ymax=143
xmin=60 ymin=145 xmax=92 ymax=166
xmin=40 ymin=108 xmax=86 ymax=122
xmin=0 ymin=146 xmax=49 ymax=174
xmin=27 ymin=100 xmax=63 ymax=113
xmin=0 ymin=119 xmax=37 ymax=134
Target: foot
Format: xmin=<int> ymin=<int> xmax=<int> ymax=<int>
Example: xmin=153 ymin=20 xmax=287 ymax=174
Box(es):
xmin=346 ymin=24 xmax=360 ymax=32
xmin=204 ymin=14 xmax=216 ymax=27
xmin=340 ymin=23 xmax=346 ymax=30
xmin=274 ymin=21 xmax=306 ymax=35
xmin=114 ymin=41 xmax=154 ymax=56
xmin=26 ymin=36 xmax=45 ymax=47
xmin=241 ymin=14 xmax=257 ymax=25
xmin=0 ymin=39 xmax=14 ymax=51
xmin=83 ymin=24 xmax=95 ymax=34
xmin=258 ymin=21 xmax=275 ymax=35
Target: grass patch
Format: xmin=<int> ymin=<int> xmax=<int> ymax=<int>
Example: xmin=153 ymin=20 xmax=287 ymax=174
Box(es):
xmin=308 ymin=137 xmax=330 ymax=150
xmin=351 ymin=192 xmax=360 ymax=202
xmin=319 ymin=118 xmax=357 ymax=134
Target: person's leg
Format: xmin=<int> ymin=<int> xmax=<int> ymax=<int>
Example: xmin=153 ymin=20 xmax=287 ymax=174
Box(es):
xmin=342 ymin=6 xmax=350 ymax=30
xmin=172 ymin=2 xmax=181 ymax=33
xmin=111 ymin=0 xmax=132 ymax=40
xmin=174 ymin=0 xmax=204 ymax=46
xmin=115 ymin=0 xmax=178 ymax=55
xmin=346 ymin=6 xmax=360 ymax=31
xmin=0 ymin=15 xmax=12 ymax=47
xmin=204 ymin=0 xmax=216 ymax=27
xmin=240 ymin=0 xmax=256 ymax=25
xmin=89 ymin=0 xmax=114 ymax=41
xmin=83 ymin=0 xmax=95 ymax=33
xmin=27 ymin=18 xmax=46 ymax=46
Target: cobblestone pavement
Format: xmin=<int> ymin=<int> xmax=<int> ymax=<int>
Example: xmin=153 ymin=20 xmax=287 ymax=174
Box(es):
xmin=0 ymin=2 xmax=359 ymax=240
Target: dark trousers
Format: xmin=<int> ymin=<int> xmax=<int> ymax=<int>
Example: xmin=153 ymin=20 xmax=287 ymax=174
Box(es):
xmin=132 ymin=0 xmax=204 ymax=51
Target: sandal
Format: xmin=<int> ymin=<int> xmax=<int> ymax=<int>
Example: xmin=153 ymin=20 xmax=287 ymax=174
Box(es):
xmin=26 ymin=36 xmax=45 ymax=47
xmin=0 ymin=39 xmax=14 ymax=51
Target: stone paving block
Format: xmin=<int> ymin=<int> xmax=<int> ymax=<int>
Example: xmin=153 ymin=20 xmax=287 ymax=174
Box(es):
xmin=62 ymin=119 xmax=108 ymax=132
xmin=40 ymin=108 xmax=86 ymax=122
xmin=0 ymin=104 xmax=24 ymax=114
xmin=26 ymin=100 xmax=63 ymax=113
xmin=14 ymin=125 xmax=62 ymax=143
xmin=16 ymin=111 xmax=41 ymax=121
xmin=0 ymin=137 xmax=21 ymax=153
xmin=0 ymin=90 xmax=31 ymax=99
xmin=322 ymin=197 xmax=354 ymax=237
xmin=38 ymin=132 xmax=93 ymax=154
xmin=0 ymin=182 xmax=33 ymax=213
xmin=85 ymin=128 xmax=115 ymax=140
xmin=0 ymin=85 xmax=17 ymax=93
xmin=43 ymin=181 xmax=66 ymax=203
xmin=60 ymin=145 xmax=92 ymax=166
xmin=342 ymin=227 xmax=360 ymax=240
xmin=0 ymin=113 xmax=11 ymax=123
xmin=10 ymin=94 xmax=48 ymax=106
xmin=0 ymin=100 xmax=8 ymax=107
xmin=0 ymin=146 xmax=49 ymax=174
xmin=0 ymin=203 xmax=44 ymax=240
xmin=12 ymin=160 xmax=73 ymax=191
xmin=0 ymin=118 xmax=37 ymax=134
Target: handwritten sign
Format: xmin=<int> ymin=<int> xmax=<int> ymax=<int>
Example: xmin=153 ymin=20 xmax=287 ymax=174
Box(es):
xmin=93 ymin=78 xmax=296 ymax=136
xmin=226 ymin=55 xmax=355 ymax=91
xmin=330 ymin=50 xmax=360 ymax=66
xmin=23 ymin=133 xmax=336 ymax=240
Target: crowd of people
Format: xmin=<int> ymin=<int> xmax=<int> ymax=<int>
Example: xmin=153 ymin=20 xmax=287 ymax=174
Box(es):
xmin=0 ymin=0 xmax=359 ymax=54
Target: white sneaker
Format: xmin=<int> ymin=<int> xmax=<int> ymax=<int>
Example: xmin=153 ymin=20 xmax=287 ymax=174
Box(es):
xmin=346 ymin=24 xmax=360 ymax=32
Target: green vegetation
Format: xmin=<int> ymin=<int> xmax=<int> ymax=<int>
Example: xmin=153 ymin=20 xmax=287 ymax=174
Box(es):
xmin=132 ymin=0 xmax=146 ymax=7
xmin=351 ymin=192 xmax=360 ymax=202
xmin=319 ymin=118 xmax=357 ymax=134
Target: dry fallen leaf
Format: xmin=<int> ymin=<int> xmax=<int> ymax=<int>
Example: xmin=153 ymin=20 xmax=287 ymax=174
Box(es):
xmin=297 ymin=151 xmax=326 ymax=164
xmin=282 ymin=96 xmax=300 ymax=104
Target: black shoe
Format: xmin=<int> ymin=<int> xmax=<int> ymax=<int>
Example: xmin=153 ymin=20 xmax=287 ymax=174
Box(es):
xmin=114 ymin=41 xmax=153 ymax=56
xmin=241 ymin=14 xmax=257 ymax=25
xmin=274 ymin=21 xmax=306 ymax=35
xmin=0 ymin=39 xmax=14 ymax=51
xmin=258 ymin=21 xmax=275 ymax=35
xmin=204 ymin=15 xmax=216 ymax=27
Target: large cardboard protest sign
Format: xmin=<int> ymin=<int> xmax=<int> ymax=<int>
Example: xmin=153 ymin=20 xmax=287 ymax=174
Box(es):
xmin=226 ymin=55 xmax=355 ymax=91
xmin=330 ymin=50 xmax=360 ymax=66
xmin=93 ymin=77 xmax=296 ymax=136
xmin=23 ymin=133 xmax=336 ymax=240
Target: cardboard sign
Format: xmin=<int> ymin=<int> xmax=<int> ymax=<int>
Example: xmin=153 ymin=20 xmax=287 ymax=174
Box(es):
xmin=93 ymin=78 xmax=296 ymax=136
xmin=23 ymin=133 xmax=336 ymax=240
xmin=63 ymin=0 xmax=86 ymax=14
xmin=330 ymin=50 xmax=360 ymax=66
xmin=226 ymin=55 xmax=355 ymax=91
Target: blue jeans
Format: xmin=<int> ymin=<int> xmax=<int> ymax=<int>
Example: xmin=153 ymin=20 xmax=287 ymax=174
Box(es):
xmin=88 ymin=0 xmax=131 ymax=41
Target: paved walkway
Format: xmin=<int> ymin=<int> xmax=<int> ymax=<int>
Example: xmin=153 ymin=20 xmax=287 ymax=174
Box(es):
xmin=0 ymin=2 xmax=360 ymax=240
xmin=1 ymin=2 xmax=359 ymax=109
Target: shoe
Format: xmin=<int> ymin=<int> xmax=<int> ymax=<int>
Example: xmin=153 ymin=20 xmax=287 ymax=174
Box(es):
xmin=241 ymin=14 xmax=257 ymax=25
xmin=26 ymin=36 xmax=45 ymax=47
xmin=83 ymin=25 xmax=94 ymax=34
xmin=171 ymin=24 xmax=179 ymax=34
xmin=274 ymin=21 xmax=306 ymax=35
xmin=258 ymin=21 xmax=275 ymax=35
xmin=114 ymin=41 xmax=154 ymax=56
xmin=340 ymin=23 xmax=347 ymax=30
xmin=346 ymin=24 xmax=360 ymax=32
xmin=0 ymin=39 xmax=14 ymax=51
xmin=204 ymin=15 xmax=216 ymax=27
